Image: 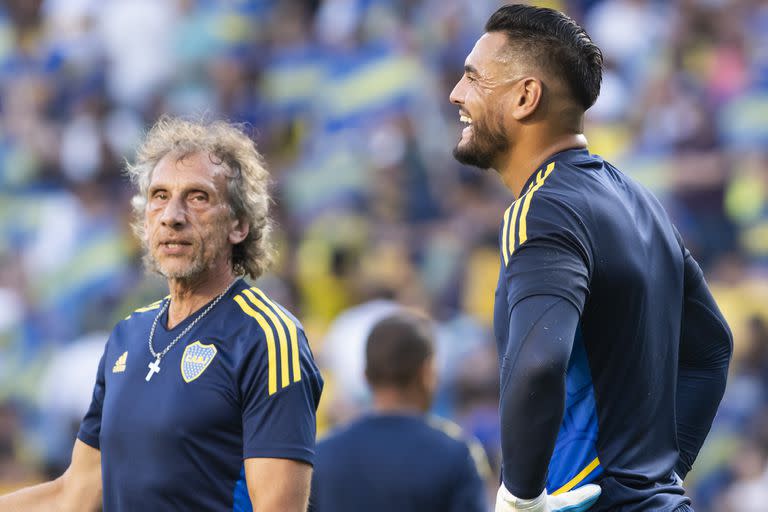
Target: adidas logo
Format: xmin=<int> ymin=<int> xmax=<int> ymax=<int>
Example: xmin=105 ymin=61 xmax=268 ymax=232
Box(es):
xmin=112 ymin=351 xmax=128 ymax=373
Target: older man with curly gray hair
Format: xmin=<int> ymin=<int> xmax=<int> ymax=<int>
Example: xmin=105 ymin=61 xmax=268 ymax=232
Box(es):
xmin=128 ymin=116 xmax=274 ymax=281
xmin=0 ymin=117 xmax=324 ymax=512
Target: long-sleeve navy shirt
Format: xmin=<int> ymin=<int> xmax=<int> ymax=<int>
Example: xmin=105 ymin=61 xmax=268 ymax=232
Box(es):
xmin=494 ymin=148 xmax=732 ymax=511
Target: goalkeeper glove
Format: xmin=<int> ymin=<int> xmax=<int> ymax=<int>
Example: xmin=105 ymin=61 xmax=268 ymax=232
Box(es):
xmin=495 ymin=483 xmax=601 ymax=512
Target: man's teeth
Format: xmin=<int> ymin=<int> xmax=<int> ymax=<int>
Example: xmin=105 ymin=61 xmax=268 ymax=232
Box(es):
xmin=460 ymin=115 xmax=472 ymax=124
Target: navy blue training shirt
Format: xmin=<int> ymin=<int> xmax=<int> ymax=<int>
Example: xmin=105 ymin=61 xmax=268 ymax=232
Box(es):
xmin=78 ymin=278 xmax=324 ymax=511
xmin=310 ymin=414 xmax=490 ymax=512
xmin=493 ymin=148 xmax=731 ymax=511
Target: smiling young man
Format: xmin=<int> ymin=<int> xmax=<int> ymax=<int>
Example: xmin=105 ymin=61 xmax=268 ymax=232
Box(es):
xmin=450 ymin=5 xmax=732 ymax=512
xmin=0 ymin=117 xmax=324 ymax=511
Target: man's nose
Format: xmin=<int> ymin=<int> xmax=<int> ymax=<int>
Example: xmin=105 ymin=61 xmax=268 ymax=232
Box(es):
xmin=160 ymin=196 xmax=186 ymax=227
xmin=449 ymin=78 xmax=465 ymax=106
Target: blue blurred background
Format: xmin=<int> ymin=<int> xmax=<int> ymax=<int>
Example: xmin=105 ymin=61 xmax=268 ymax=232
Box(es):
xmin=0 ymin=0 xmax=767 ymax=509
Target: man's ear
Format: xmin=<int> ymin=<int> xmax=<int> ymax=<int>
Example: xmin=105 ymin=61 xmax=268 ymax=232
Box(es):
xmin=228 ymin=217 xmax=249 ymax=245
xmin=510 ymin=77 xmax=543 ymax=121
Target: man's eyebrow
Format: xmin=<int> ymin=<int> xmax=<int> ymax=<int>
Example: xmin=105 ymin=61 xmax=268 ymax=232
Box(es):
xmin=464 ymin=64 xmax=478 ymax=74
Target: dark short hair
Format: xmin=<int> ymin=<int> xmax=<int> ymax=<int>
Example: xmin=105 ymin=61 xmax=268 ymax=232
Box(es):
xmin=365 ymin=312 xmax=435 ymax=389
xmin=485 ymin=4 xmax=603 ymax=110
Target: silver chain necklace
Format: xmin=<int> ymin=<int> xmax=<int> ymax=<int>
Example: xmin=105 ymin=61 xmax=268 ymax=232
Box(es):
xmin=145 ymin=278 xmax=239 ymax=382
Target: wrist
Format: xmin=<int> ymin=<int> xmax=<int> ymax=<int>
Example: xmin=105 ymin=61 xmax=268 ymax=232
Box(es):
xmin=498 ymin=484 xmax=546 ymax=510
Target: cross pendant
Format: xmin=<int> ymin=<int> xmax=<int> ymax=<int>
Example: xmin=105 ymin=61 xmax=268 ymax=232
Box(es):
xmin=146 ymin=357 xmax=161 ymax=382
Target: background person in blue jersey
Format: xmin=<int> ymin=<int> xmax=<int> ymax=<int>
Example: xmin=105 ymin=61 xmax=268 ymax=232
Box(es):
xmin=449 ymin=5 xmax=733 ymax=512
xmin=310 ymin=311 xmax=491 ymax=512
xmin=0 ymin=117 xmax=323 ymax=511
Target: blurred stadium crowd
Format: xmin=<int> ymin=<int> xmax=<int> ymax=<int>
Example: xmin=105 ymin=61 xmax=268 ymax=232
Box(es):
xmin=0 ymin=0 xmax=766 ymax=509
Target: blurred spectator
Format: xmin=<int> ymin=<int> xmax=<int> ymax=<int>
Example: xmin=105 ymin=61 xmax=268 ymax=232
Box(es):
xmin=717 ymin=437 xmax=768 ymax=512
xmin=311 ymin=311 xmax=491 ymax=511
xmin=320 ymin=288 xmax=401 ymax=423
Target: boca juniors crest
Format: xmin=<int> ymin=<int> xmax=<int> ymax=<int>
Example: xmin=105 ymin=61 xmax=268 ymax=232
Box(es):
xmin=181 ymin=341 xmax=217 ymax=383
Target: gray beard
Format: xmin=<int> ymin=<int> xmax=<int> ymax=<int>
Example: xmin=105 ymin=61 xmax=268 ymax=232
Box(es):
xmin=143 ymin=250 xmax=207 ymax=280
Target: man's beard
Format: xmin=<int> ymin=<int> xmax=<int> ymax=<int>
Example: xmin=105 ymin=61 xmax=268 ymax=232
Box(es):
xmin=452 ymin=117 xmax=508 ymax=170
xmin=143 ymin=244 xmax=208 ymax=281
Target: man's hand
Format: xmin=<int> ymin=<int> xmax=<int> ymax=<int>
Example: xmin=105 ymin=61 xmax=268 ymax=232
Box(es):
xmin=0 ymin=440 xmax=101 ymax=512
xmin=495 ymin=483 xmax=601 ymax=512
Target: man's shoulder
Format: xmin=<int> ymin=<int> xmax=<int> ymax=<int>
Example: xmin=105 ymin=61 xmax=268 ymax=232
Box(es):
xmin=317 ymin=415 xmax=489 ymax=478
xmin=124 ymin=297 xmax=166 ymax=316
xmin=319 ymin=414 xmax=442 ymax=450
xmin=425 ymin=415 xmax=492 ymax=478
xmin=502 ymin=151 xmax=655 ymax=254
xmin=500 ymin=159 xmax=596 ymax=265
xmin=317 ymin=414 xmax=466 ymax=457
xmin=315 ymin=417 xmax=374 ymax=464
xmin=525 ymin=151 xmax=610 ymax=212
xmin=536 ymin=150 xmax=664 ymax=219
xmin=229 ymin=284 xmax=306 ymax=341
xmin=425 ymin=415 xmax=482 ymax=450
xmin=229 ymin=283 xmax=318 ymax=398
xmin=533 ymin=152 xmax=674 ymax=245
xmin=118 ymin=297 xmax=168 ymax=328
xmin=425 ymin=414 xmax=471 ymax=443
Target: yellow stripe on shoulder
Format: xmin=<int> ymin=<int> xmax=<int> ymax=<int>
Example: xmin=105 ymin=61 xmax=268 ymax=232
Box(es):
xmin=427 ymin=415 xmax=463 ymax=439
xmin=242 ymin=288 xmax=290 ymax=389
xmin=551 ymin=457 xmax=600 ymax=496
xmin=502 ymin=170 xmax=547 ymax=266
xmin=125 ymin=296 xmax=169 ymax=319
xmin=427 ymin=415 xmax=492 ymax=480
xmin=133 ymin=298 xmax=164 ymax=313
xmin=507 ymin=195 xmax=524 ymax=260
xmin=501 ymin=204 xmax=513 ymax=265
xmin=250 ymin=288 xmax=301 ymax=384
xmin=233 ymin=294 xmax=278 ymax=396
xmin=517 ymin=162 xmax=556 ymax=249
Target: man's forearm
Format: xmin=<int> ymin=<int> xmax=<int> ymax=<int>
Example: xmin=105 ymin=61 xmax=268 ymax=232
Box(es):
xmin=1 ymin=440 xmax=103 ymax=512
xmin=1 ymin=475 xmax=101 ymax=512
xmin=675 ymin=273 xmax=732 ymax=478
xmin=0 ymin=479 xmax=63 ymax=511
xmin=675 ymin=363 xmax=728 ymax=478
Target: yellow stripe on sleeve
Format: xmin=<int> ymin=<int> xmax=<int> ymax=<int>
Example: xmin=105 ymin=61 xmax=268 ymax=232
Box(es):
xmin=518 ymin=162 xmax=556 ymax=246
xmin=252 ymin=288 xmax=302 ymax=383
xmin=233 ymin=295 xmax=277 ymax=395
xmin=242 ymin=289 xmax=290 ymax=389
xmin=501 ymin=205 xmax=513 ymax=265
xmin=551 ymin=457 xmax=600 ymax=496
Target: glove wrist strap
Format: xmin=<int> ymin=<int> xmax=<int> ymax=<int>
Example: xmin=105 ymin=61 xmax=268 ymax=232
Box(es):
xmin=500 ymin=485 xmax=547 ymax=510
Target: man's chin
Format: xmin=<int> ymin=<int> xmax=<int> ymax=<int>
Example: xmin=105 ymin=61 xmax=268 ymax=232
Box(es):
xmin=148 ymin=255 xmax=204 ymax=281
xmin=161 ymin=264 xmax=206 ymax=281
xmin=452 ymin=144 xmax=493 ymax=170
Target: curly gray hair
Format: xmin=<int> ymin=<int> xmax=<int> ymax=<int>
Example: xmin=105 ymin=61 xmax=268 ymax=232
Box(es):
xmin=126 ymin=116 xmax=274 ymax=279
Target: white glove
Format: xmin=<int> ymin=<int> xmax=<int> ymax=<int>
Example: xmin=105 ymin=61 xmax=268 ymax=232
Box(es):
xmin=495 ymin=483 xmax=601 ymax=512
